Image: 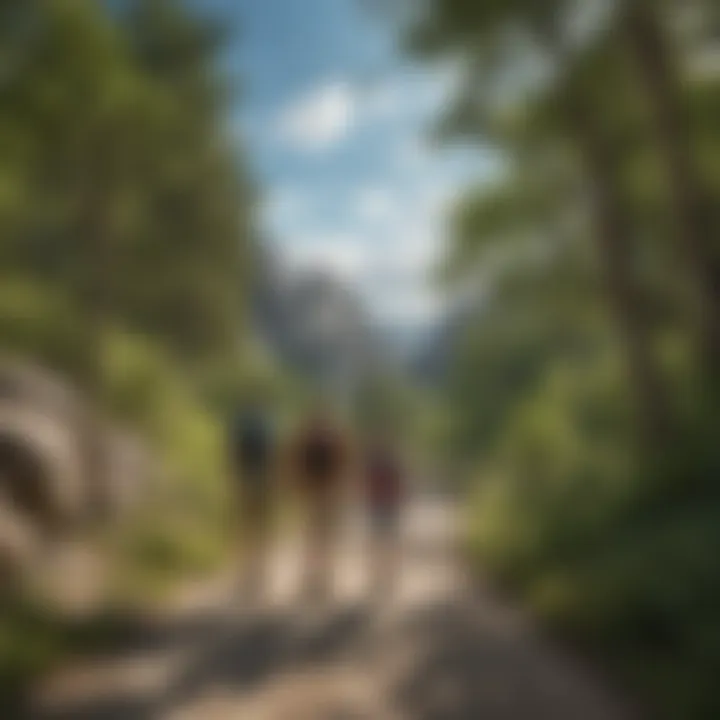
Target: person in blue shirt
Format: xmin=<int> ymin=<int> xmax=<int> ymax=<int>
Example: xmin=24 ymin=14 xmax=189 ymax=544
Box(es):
xmin=228 ymin=399 xmax=275 ymax=598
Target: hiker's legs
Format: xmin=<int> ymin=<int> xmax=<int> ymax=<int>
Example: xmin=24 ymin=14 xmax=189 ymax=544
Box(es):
xmin=303 ymin=493 xmax=336 ymax=600
xmin=238 ymin=479 xmax=269 ymax=597
xmin=370 ymin=506 xmax=400 ymax=597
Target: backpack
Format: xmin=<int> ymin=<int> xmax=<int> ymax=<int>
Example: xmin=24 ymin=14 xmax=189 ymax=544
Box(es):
xmin=299 ymin=427 xmax=343 ymax=489
xmin=232 ymin=410 xmax=272 ymax=477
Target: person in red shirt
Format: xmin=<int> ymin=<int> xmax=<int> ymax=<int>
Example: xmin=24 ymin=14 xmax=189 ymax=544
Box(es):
xmin=363 ymin=436 xmax=405 ymax=597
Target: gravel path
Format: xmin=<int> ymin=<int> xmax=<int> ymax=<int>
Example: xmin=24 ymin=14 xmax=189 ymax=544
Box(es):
xmin=27 ymin=499 xmax=638 ymax=720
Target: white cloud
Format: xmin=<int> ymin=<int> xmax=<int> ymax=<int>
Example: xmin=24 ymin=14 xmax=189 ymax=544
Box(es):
xmin=273 ymin=68 xmax=456 ymax=154
xmin=276 ymin=81 xmax=356 ymax=152
xmin=356 ymin=186 xmax=396 ymax=224
xmin=361 ymin=81 xmax=404 ymax=122
xmin=395 ymin=136 xmax=433 ymax=173
xmin=361 ymin=67 xmax=457 ymax=125
xmin=262 ymin=187 xmax=307 ymax=231
xmin=277 ymin=233 xmax=373 ymax=281
xmin=386 ymin=232 xmax=440 ymax=273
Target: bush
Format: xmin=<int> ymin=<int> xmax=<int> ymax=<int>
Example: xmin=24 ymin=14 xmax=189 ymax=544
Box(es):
xmin=467 ymin=357 xmax=720 ymax=719
xmin=0 ymin=278 xmax=84 ymax=375
xmin=101 ymin=332 xmax=231 ymax=588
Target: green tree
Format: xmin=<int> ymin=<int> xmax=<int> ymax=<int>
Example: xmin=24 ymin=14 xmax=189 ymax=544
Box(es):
xmin=620 ymin=0 xmax=720 ymax=369
xmin=0 ymin=0 xmax=254 ymax=504
xmin=403 ymin=0 xmax=673 ymax=442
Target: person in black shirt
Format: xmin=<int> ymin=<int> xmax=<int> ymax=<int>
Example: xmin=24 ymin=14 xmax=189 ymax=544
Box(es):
xmin=287 ymin=408 xmax=350 ymax=601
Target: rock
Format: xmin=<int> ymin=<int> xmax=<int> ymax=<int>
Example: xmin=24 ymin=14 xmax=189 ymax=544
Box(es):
xmin=0 ymin=356 xmax=152 ymax=568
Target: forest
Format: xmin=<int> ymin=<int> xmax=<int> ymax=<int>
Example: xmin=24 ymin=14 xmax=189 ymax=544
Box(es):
xmin=0 ymin=0 xmax=266 ymax=696
xmin=394 ymin=1 xmax=720 ymax=717
xmin=0 ymin=1 xmax=719 ymax=718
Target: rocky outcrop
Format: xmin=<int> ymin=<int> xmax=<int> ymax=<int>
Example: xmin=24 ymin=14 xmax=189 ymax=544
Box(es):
xmin=0 ymin=357 xmax=151 ymax=570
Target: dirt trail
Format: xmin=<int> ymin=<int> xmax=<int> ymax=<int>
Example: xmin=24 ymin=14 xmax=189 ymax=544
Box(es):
xmin=27 ymin=499 xmax=638 ymax=720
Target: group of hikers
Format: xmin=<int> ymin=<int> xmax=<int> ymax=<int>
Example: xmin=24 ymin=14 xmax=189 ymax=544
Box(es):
xmin=228 ymin=400 xmax=406 ymax=601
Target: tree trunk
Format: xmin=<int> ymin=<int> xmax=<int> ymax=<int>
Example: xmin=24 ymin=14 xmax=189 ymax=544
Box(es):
xmin=623 ymin=0 xmax=720 ymax=369
xmin=563 ymin=86 xmax=672 ymax=445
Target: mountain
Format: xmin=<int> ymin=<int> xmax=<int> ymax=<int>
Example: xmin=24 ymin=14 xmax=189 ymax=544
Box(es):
xmin=250 ymin=246 xmax=388 ymax=395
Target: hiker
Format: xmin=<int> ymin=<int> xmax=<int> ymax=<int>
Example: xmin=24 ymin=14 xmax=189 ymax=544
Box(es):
xmin=287 ymin=408 xmax=350 ymax=601
xmin=228 ymin=400 xmax=275 ymax=597
xmin=363 ymin=436 xmax=405 ymax=597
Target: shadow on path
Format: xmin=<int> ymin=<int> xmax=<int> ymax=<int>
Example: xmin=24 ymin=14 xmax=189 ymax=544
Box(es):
xmin=391 ymin=600 xmax=633 ymax=720
xmin=26 ymin=603 xmax=371 ymax=720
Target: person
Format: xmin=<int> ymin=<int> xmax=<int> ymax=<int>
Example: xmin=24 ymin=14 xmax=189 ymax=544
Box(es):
xmin=228 ymin=400 xmax=275 ymax=598
xmin=287 ymin=408 xmax=349 ymax=601
xmin=363 ymin=436 xmax=405 ymax=597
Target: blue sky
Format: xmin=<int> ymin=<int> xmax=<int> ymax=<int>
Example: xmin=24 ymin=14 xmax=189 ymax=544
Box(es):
xmin=202 ymin=0 xmax=498 ymax=331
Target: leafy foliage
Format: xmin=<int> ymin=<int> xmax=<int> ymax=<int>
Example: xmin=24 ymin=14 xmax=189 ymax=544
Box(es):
xmin=0 ymin=0 xmax=262 ymax=628
xmin=391 ymin=0 xmax=720 ymax=716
